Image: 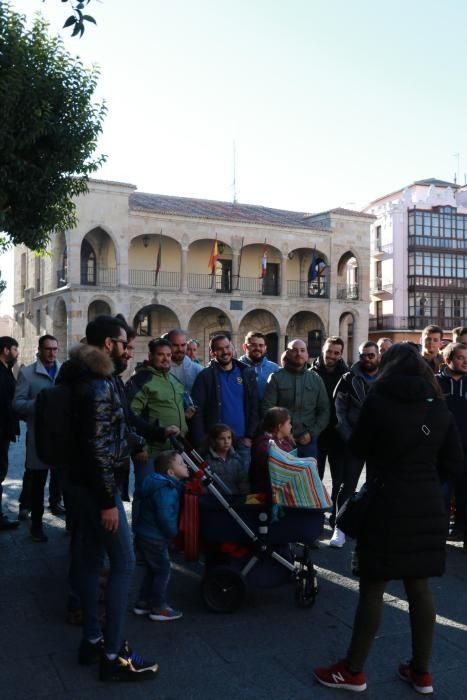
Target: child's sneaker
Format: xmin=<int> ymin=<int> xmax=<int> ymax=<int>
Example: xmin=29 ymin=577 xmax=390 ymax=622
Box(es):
xmin=149 ymin=605 xmax=183 ymax=622
xmin=99 ymin=640 xmax=159 ymax=682
xmin=398 ymin=661 xmax=433 ymax=694
xmin=133 ymin=600 xmax=151 ymax=616
xmin=313 ymin=659 xmax=367 ymax=692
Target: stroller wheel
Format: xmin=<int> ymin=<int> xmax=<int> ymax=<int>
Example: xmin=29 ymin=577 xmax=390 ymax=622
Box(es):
xmin=201 ymin=566 xmax=246 ymax=613
xmin=295 ymin=564 xmax=318 ymax=609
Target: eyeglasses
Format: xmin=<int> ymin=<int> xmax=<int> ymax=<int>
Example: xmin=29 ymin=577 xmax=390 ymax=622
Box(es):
xmin=111 ymin=338 xmax=128 ymax=350
xmin=360 ymin=353 xmax=376 ymax=359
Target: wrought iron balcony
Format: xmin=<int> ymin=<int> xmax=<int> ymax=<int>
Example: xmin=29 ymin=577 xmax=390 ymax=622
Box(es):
xmin=129 ymin=269 xmax=180 ymax=289
xmin=336 ymin=283 xmax=359 ymax=300
xmin=287 ymin=280 xmax=328 ymax=298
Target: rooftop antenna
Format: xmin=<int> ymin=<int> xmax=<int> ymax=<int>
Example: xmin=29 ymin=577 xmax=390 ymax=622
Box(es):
xmin=232 ymin=140 xmax=238 ymax=204
xmin=453 ymin=152 xmax=460 ymax=184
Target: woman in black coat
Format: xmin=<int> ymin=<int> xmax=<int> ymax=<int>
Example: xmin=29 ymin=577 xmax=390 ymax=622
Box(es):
xmin=314 ymin=343 xmax=463 ymax=695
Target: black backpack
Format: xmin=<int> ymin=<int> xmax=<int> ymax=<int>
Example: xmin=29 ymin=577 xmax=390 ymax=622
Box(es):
xmin=35 ymin=383 xmax=75 ymax=467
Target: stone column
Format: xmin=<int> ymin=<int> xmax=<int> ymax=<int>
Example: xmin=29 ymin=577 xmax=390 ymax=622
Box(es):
xmin=118 ymin=240 xmax=129 ymax=287
xmin=280 ymin=253 xmax=287 ymax=298
xmin=232 ymin=249 xmax=240 ymax=290
xmin=180 ymin=246 xmax=188 ymax=293
xmin=67 ymin=231 xmax=81 ymax=286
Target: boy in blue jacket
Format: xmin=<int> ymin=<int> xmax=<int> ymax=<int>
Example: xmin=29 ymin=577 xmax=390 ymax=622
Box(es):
xmin=133 ymin=450 xmax=188 ymax=621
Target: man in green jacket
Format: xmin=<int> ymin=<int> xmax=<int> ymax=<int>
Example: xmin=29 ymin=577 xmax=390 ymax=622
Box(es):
xmin=263 ymin=338 xmax=330 ymax=459
xmin=130 ymin=338 xmax=187 ymax=456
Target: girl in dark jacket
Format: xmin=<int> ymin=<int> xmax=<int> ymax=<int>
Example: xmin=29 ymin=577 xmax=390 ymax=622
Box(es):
xmin=314 ymin=343 xmax=464 ymax=695
xmin=250 ymin=407 xmax=295 ymax=493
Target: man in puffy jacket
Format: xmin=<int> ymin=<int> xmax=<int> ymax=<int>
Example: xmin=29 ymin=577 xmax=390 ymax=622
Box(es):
xmin=436 ymin=341 xmax=467 ymax=543
xmin=263 ymin=338 xmax=330 ymax=459
xmin=311 ymin=336 xmax=348 ymax=526
xmin=330 ymin=340 xmax=379 ymax=547
xmin=191 ymin=334 xmax=259 ymax=467
xmin=58 ymin=315 xmax=158 ymax=682
xmin=238 ymin=331 xmax=279 ymax=402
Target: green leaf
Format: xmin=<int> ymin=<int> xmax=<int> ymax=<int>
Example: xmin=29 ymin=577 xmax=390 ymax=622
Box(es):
xmin=63 ymin=15 xmax=76 ymax=28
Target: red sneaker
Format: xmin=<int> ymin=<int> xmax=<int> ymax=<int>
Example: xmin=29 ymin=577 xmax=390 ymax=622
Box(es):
xmin=313 ymin=659 xmax=367 ymax=692
xmin=398 ymin=662 xmax=433 ymax=694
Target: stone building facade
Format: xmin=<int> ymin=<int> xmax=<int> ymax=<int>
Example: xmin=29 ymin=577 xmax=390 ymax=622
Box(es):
xmin=13 ymin=179 xmax=373 ymax=366
xmin=365 ymin=178 xmax=467 ymax=343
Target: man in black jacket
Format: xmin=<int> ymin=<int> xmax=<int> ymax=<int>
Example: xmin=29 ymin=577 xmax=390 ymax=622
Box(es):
xmin=191 ymin=334 xmax=259 ymax=467
xmin=311 ymin=336 xmax=348 ymax=523
xmin=58 ymin=316 xmax=158 ymax=682
xmin=436 ymin=341 xmax=467 ymax=543
xmin=0 ymin=336 xmax=20 ymax=530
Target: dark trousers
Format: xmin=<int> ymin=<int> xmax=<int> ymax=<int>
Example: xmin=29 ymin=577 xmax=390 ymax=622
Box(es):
xmin=346 ymin=577 xmax=435 ymax=673
xmin=19 ymin=467 xmax=62 ymax=510
xmin=335 ymin=449 xmax=365 ymax=515
xmin=317 ymin=430 xmax=346 ymax=525
xmin=136 ymin=535 xmax=171 ymax=608
xmin=0 ymin=437 xmax=10 ymax=515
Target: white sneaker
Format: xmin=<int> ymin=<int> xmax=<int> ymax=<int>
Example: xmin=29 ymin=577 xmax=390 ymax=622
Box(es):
xmin=329 ymin=527 xmax=346 ymax=548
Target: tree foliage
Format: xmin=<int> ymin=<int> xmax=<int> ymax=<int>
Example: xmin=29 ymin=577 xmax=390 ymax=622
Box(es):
xmin=49 ymin=0 xmax=97 ymax=38
xmin=0 ymin=2 xmax=106 ymax=251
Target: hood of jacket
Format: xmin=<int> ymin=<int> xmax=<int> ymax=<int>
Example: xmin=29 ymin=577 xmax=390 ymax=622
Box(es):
xmin=311 ymin=355 xmax=348 ymax=377
xmin=372 ymin=374 xmax=437 ymax=402
xmin=141 ymin=471 xmax=183 ymax=496
xmin=438 ymin=367 xmax=467 ymax=397
xmin=58 ymin=344 xmax=114 ymax=383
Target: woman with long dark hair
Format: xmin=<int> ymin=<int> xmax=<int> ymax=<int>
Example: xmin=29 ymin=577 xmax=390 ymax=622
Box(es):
xmin=313 ymin=342 xmax=463 ymax=694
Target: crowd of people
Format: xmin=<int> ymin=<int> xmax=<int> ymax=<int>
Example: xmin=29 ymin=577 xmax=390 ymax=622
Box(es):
xmin=0 ymin=319 xmax=465 ymax=691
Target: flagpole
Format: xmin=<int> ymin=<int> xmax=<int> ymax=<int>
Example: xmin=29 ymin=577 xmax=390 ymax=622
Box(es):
xmin=236 ymin=236 xmax=244 ymax=290
xmin=154 ymin=229 xmax=162 ymax=287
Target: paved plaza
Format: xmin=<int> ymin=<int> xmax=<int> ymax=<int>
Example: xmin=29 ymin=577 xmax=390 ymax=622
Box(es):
xmin=1 ymin=434 xmax=467 ymax=700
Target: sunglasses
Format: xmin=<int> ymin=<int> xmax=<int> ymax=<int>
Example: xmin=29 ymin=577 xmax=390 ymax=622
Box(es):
xmin=111 ymin=338 xmax=128 ymax=350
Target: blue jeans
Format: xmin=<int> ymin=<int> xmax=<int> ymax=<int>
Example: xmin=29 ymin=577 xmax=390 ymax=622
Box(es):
xmin=135 ymin=535 xmax=171 ymax=608
xmin=236 ymin=441 xmax=251 ymax=471
xmin=131 ymin=456 xmax=156 ymax=530
xmin=70 ymin=486 xmax=135 ymax=654
xmin=297 ymin=437 xmax=318 ymax=459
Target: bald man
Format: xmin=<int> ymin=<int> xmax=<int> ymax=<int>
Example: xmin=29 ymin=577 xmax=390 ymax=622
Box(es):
xmin=263 ymin=339 xmax=330 ymax=458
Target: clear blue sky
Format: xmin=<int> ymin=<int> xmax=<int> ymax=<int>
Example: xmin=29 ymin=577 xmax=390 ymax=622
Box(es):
xmin=2 ymin=0 xmax=467 ymax=313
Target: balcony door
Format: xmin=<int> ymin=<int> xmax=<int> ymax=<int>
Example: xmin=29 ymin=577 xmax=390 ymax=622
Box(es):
xmin=262 ymin=263 xmax=279 ymax=295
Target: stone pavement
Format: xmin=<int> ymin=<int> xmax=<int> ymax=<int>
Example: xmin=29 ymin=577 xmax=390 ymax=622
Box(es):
xmin=1 ymin=433 xmax=467 ymax=700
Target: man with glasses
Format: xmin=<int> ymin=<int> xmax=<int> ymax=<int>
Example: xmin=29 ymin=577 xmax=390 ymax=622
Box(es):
xmin=14 ymin=335 xmax=65 ymax=541
xmin=330 ymin=341 xmax=380 ymax=548
xmin=57 ymin=315 xmax=158 ymax=682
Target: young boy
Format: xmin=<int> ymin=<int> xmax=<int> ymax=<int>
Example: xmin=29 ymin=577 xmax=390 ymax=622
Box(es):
xmin=133 ymin=450 xmax=188 ymax=621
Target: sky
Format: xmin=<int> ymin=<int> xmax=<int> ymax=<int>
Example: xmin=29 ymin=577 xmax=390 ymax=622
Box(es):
xmin=2 ymin=0 xmax=467 ymax=314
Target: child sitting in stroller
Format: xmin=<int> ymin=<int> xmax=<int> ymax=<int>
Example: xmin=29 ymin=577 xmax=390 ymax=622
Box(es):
xmin=250 ymin=407 xmax=295 ymax=492
xmin=133 ymin=450 xmax=189 ymax=621
xmin=202 ymin=423 xmax=250 ymax=495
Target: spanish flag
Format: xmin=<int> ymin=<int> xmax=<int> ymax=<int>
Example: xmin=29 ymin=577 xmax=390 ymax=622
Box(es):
xmin=208 ymin=236 xmax=219 ymax=274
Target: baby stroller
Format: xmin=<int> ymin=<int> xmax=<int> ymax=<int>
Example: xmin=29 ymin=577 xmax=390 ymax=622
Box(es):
xmin=171 ymin=436 xmax=331 ymax=613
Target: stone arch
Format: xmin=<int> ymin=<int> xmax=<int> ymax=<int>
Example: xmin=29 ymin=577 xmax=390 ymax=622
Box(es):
xmin=337 ymin=250 xmax=359 ymax=301
xmin=187 ymin=238 xmax=234 ymax=293
xmin=287 ymin=247 xmax=329 ymax=298
xmin=128 ymin=234 xmax=181 ymax=289
xmin=88 ymin=299 xmax=112 ymax=322
xmin=131 ymin=304 xmax=181 ymax=363
xmin=286 ymin=311 xmax=325 ymax=360
xmin=237 ymin=242 xmax=282 ymax=295
xmin=81 ymin=227 xmax=118 ymax=286
xmin=238 ymin=309 xmax=281 ymax=363
xmin=339 ymin=311 xmax=356 ymax=364
xmin=53 ymin=297 xmax=68 ymax=361
xmin=188 ymin=306 xmax=233 ymax=364
xmin=54 ymin=231 xmax=68 ymax=289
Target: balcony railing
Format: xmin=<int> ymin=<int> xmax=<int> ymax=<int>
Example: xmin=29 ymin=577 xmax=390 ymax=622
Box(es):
xmin=370 ymin=315 xmax=462 ymax=331
xmin=186 ymin=274 xmax=280 ymax=296
xmin=129 ymin=269 xmax=180 ymax=289
xmin=187 ymin=273 xmax=232 ymax=293
xmin=371 ymin=242 xmax=393 ymax=255
xmin=336 ymin=283 xmax=359 ymax=300
xmin=287 ymin=280 xmax=328 ymax=298
xmin=370 ymin=277 xmax=393 ymax=294
xmin=80 ymin=267 xmax=117 ymax=286
xmin=56 ymin=269 xmax=67 ymax=288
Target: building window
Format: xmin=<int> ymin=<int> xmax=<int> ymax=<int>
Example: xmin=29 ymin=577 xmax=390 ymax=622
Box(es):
xmin=135 ymin=311 xmax=151 ymax=336
xmin=36 ymin=308 xmax=41 ymax=335
xmin=81 ymin=240 xmax=96 ymax=285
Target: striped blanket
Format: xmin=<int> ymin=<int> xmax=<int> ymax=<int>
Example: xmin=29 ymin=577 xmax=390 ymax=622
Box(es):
xmin=268 ymin=440 xmax=332 ymax=509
